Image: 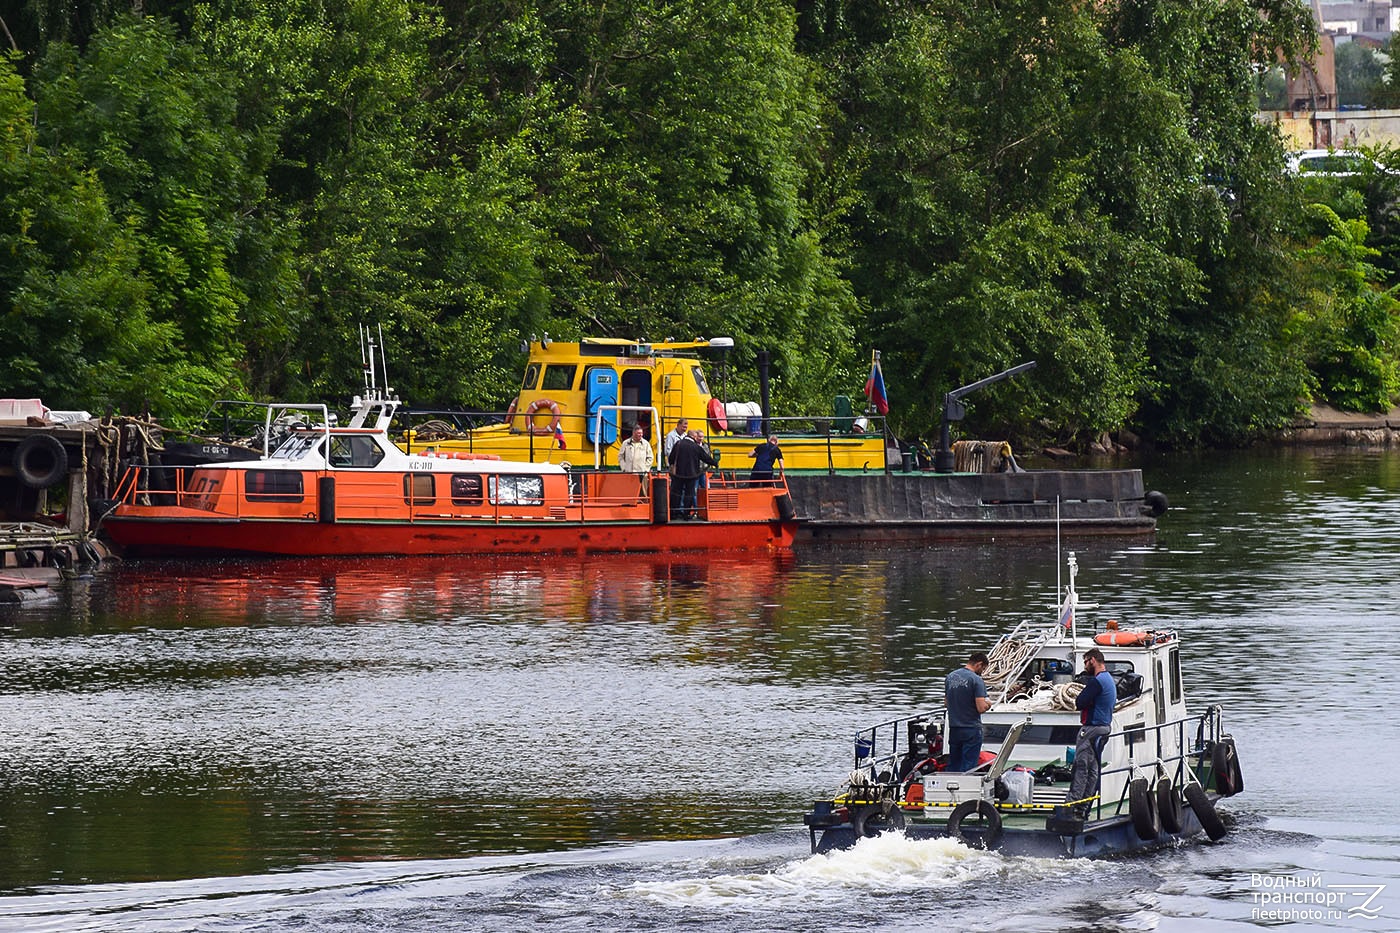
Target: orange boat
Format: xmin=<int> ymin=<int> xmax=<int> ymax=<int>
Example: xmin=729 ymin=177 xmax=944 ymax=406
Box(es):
xmin=101 ymin=388 xmax=796 ymax=559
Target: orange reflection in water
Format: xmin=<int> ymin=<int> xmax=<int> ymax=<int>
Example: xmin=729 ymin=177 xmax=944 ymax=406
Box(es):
xmin=108 ymin=552 xmax=798 ymax=629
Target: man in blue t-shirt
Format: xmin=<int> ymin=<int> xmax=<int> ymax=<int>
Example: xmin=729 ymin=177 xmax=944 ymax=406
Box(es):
xmin=1068 ymin=647 xmax=1118 ymax=816
xmin=944 ymin=652 xmax=992 ymax=772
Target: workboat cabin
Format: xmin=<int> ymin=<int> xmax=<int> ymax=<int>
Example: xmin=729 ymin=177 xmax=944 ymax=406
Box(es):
xmin=408 ymin=336 xmax=899 ymax=471
xmin=803 ymin=555 xmax=1244 ymax=858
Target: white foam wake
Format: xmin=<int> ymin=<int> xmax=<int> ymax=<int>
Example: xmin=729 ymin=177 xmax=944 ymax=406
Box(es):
xmin=620 ymin=833 xmax=1018 ymax=910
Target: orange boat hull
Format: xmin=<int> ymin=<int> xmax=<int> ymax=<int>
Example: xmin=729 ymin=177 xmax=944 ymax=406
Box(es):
xmin=102 ymin=515 xmax=796 ymax=558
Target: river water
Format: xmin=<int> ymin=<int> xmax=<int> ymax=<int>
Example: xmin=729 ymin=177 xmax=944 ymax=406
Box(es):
xmin=0 ymin=448 xmax=1397 ymax=931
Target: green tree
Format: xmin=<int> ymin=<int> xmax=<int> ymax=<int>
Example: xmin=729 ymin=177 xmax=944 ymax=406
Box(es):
xmin=0 ymin=51 xmax=168 ymax=413
xmin=1290 ymin=201 xmax=1400 ymax=410
xmin=1335 ymin=40 xmax=1384 ymax=107
xmin=24 ymin=15 xmax=295 ymax=418
xmin=514 ymin=0 xmax=862 ymax=409
xmin=802 ymin=0 xmax=1317 ymax=445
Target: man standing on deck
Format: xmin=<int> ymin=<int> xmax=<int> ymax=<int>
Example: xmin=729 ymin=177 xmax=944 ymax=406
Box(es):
xmin=668 ymin=430 xmax=716 ymax=519
xmin=1069 ymin=647 xmax=1117 ymax=817
xmin=944 ymin=652 xmax=992 ymax=772
xmin=663 ymin=418 xmax=689 ymax=463
xmin=663 ymin=419 xmax=690 ymax=515
xmin=618 ymin=424 xmax=654 ymax=473
xmin=748 ymin=434 xmax=783 ymax=484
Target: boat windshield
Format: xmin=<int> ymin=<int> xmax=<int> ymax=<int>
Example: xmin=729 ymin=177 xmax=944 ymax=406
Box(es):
xmin=271 ymin=434 xmax=322 ymax=460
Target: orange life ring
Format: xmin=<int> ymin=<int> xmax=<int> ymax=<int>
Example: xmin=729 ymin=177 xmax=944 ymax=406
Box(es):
xmin=525 ymin=398 xmax=562 ymax=436
xmin=707 ymin=397 xmax=728 ymax=433
xmin=504 ymin=397 xmax=518 ymax=428
xmin=1094 ymin=630 xmax=1150 ymax=647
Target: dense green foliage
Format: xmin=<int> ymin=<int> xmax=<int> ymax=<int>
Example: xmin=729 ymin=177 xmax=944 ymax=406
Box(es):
xmin=2 ymin=0 xmax=1395 ymax=445
xmin=1335 ymin=40 xmax=1384 ymax=108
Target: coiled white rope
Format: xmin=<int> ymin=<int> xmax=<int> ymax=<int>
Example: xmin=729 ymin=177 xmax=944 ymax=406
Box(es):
xmin=981 ymin=638 xmax=1039 ymax=695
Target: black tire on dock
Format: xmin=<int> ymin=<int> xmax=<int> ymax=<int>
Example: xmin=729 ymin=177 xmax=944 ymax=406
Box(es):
xmin=1128 ymin=778 xmax=1160 ymax=840
xmin=1157 ymin=778 xmax=1185 ymax=834
xmin=851 ymin=803 xmax=906 ymax=839
xmin=13 ymin=435 xmax=68 ymax=489
xmin=946 ymin=799 xmax=1003 ymax=850
xmin=1142 ymin=490 xmax=1169 ymax=517
xmin=1184 ymin=783 xmax=1227 ymax=841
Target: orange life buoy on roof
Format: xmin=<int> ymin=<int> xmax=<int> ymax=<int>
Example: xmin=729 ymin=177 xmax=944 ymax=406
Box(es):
xmin=707 ymin=397 xmax=728 ymax=434
xmin=525 ymin=398 xmax=562 ymax=436
xmin=1094 ymin=630 xmax=1150 ymax=647
xmin=504 ymin=397 xmax=518 ymax=428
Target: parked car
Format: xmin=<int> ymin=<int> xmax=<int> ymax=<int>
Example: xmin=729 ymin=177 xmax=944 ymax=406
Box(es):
xmin=1286 ymin=148 xmax=1377 ymax=176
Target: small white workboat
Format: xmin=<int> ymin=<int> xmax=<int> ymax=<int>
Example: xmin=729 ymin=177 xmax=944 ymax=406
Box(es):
xmin=803 ymin=554 xmax=1244 ymax=857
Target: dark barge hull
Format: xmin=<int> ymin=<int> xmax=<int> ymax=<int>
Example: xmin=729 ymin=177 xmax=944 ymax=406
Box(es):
xmin=785 ymin=469 xmax=1159 ymax=543
xmin=809 ymin=805 xmax=1212 ymax=859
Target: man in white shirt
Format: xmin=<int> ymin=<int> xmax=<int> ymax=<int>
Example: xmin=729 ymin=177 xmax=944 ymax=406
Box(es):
xmin=663 ymin=418 xmax=689 ymax=463
xmin=618 ymin=424 xmax=654 ymax=472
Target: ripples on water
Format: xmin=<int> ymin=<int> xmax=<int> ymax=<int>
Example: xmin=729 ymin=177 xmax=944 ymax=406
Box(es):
xmin=0 ymin=448 xmax=1397 ymax=930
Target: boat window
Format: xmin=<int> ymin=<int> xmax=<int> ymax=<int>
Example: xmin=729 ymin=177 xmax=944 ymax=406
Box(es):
xmin=982 ymin=723 xmax=1080 ymax=746
xmin=690 ymin=365 xmax=710 ymax=395
xmin=1168 ymin=648 xmax=1182 ymax=703
xmin=328 ymin=435 xmax=385 ymax=469
xmin=542 ymin=365 xmax=577 ymax=391
xmin=1154 ymin=659 xmax=1167 ymax=721
xmin=245 ymin=470 xmax=304 ymax=502
xmin=403 ymin=474 xmax=435 ymax=506
xmin=451 ymin=474 xmax=483 ymax=505
xmin=489 ymin=475 xmax=545 ymax=506
xmin=522 ymin=364 xmax=540 ymax=391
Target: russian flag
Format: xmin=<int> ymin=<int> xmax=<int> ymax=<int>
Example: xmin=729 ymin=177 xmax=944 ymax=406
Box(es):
xmin=554 ymin=423 xmax=567 ymax=449
xmin=864 ymin=350 xmax=889 ymax=416
xmin=1058 ymin=592 xmax=1074 ymax=630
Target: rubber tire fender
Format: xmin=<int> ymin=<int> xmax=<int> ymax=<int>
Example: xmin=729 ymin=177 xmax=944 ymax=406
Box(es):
xmin=1157 ymin=778 xmax=1185 ymax=834
xmin=1184 ymin=783 xmax=1228 ymax=841
xmin=1222 ymin=737 xmax=1244 ymax=795
xmin=851 ymin=803 xmax=906 ymax=839
xmin=1128 ymin=777 xmax=1161 ymax=841
xmin=1143 ymin=490 xmax=1169 ymax=517
xmin=1212 ymin=739 xmax=1242 ymax=797
xmin=14 ymin=434 xmax=68 ymax=489
xmin=946 ymin=799 xmax=1003 ymax=850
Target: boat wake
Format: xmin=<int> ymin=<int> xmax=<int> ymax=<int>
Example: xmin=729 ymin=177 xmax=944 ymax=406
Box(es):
xmin=620 ymin=833 xmax=1074 ymax=910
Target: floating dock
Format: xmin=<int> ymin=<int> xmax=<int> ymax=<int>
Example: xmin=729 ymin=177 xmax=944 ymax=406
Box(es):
xmin=786 ymin=468 xmax=1160 ymax=543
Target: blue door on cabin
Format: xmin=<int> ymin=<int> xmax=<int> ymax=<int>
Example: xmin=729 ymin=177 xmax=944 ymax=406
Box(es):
xmin=586 ymin=368 xmax=618 ymax=445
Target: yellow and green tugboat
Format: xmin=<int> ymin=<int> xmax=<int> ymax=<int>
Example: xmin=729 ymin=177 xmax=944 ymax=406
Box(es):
xmin=405 ymin=336 xmax=897 ymax=472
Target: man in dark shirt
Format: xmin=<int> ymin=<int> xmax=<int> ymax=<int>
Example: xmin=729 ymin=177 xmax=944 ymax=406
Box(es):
xmin=1069 ymin=647 xmax=1117 ymax=816
xmin=944 ymin=651 xmax=992 ymax=772
xmin=749 ymin=434 xmax=783 ymax=483
xmin=669 ymin=432 xmax=717 ymax=519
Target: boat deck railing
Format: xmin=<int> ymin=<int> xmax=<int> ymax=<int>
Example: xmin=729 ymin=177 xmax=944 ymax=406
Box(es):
xmin=850 ymin=706 xmax=947 ymax=778
xmin=110 ymin=462 xmax=789 ymax=525
xmin=843 ymin=704 xmax=1227 ymax=819
xmin=1088 ymin=705 xmax=1225 ymax=820
xmin=396 ymin=408 xmax=891 ymax=473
